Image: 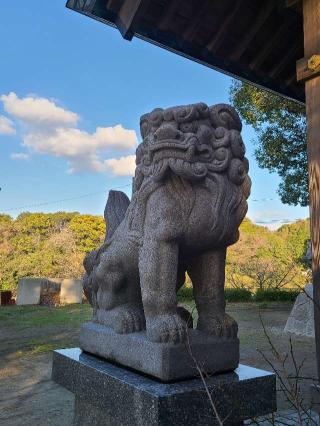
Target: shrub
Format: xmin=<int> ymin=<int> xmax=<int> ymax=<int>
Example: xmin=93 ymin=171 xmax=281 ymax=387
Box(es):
xmin=177 ymin=286 xmax=193 ymax=302
xmin=225 ymin=288 xmax=252 ymax=302
xmin=177 ymin=286 xmax=252 ymax=303
xmin=254 ymin=289 xmax=299 ymax=302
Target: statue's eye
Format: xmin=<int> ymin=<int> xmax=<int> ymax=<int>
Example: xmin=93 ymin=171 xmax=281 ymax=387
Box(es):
xmin=215 ymin=147 xmax=227 ymax=161
xmin=179 ymin=122 xmax=194 ymax=133
xmin=215 ymin=127 xmax=225 ymax=139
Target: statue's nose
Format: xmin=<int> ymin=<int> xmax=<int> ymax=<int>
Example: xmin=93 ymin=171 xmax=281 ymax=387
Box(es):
xmin=154 ymin=125 xmax=184 ymax=142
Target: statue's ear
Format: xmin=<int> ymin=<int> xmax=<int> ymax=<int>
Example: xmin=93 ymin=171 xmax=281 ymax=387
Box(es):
xmin=209 ymin=104 xmax=242 ymax=132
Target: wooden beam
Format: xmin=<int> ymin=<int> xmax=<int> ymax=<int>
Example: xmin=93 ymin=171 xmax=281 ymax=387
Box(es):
xmin=206 ymin=0 xmax=245 ymax=52
xmin=230 ymin=1 xmax=276 ymax=62
xmin=66 ymin=0 xmax=97 ymax=12
xmin=249 ymin=24 xmax=288 ymax=70
xmin=269 ymin=45 xmax=299 ymax=79
xmin=158 ymin=0 xmax=182 ymax=31
xmin=114 ymin=0 xmax=146 ymax=40
xmin=286 ymin=0 xmax=301 ymax=6
xmin=297 ymin=54 xmax=320 ymax=81
xmin=302 ymin=0 xmax=320 ymax=380
xmin=106 ymin=0 xmax=122 ymax=13
xmin=284 ymin=72 xmax=297 ymax=87
xmin=182 ymin=0 xmax=211 ymax=43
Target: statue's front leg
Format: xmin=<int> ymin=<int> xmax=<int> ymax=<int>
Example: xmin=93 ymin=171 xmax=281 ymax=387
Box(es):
xmin=188 ymin=248 xmax=238 ymax=339
xmin=139 ymin=236 xmax=187 ymax=343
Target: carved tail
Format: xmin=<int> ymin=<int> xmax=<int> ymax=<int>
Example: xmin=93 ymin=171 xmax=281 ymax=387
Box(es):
xmin=104 ymin=190 xmax=130 ymax=239
xmin=82 ymin=190 xmax=130 ymax=307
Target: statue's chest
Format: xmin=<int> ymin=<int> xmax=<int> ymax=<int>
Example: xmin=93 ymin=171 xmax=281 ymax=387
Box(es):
xmin=160 ymin=177 xmax=217 ymax=234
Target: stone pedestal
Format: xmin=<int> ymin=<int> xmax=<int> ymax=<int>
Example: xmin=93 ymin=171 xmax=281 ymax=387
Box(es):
xmin=80 ymin=322 xmax=239 ymax=381
xmin=52 ymin=348 xmax=276 ymax=426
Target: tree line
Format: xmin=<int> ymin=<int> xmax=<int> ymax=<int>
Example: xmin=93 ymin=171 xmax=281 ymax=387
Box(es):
xmin=0 ymin=212 xmax=310 ymax=292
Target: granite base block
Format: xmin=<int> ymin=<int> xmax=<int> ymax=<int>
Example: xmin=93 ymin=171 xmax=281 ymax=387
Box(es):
xmin=80 ymin=321 xmax=239 ymax=381
xmin=52 ymin=348 xmax=277 ymax=426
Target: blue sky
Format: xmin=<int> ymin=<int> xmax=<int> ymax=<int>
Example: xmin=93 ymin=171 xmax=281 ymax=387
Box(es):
xmin=0 ymin=0 xmax=309 ymax=228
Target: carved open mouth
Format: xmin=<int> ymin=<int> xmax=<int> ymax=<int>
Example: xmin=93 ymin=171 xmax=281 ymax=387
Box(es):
xmin=151 ymin=157 xmax=208 ymax=181
xmin=148 ymin=137 xmax=213 ymax=163
xmin=149 ymin=141 xmax=190 ymax=152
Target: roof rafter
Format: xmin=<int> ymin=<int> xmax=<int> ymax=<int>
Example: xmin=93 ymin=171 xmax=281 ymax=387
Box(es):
xmin=206 ymin=0 xmax=246 ymax=53
xmin=230 ymin=1 xmax=276 ymax=62
xmin=249 ymin=24 xmax=289 ymax=70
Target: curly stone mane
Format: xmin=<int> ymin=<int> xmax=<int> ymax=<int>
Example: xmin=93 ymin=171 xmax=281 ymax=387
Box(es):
xmin=127 ymin=103 xmax=250 ymax=244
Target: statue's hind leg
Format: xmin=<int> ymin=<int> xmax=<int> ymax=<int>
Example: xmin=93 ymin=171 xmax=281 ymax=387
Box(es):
xmin=94 ymin=251 xmax=145 ymax=334
xmin=188 ymin=248 xmax=238 ymax=339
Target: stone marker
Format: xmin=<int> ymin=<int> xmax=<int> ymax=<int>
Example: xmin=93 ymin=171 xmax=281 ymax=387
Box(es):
xmin=60 ymin=278 xmax=83 ymax=304
xmin=16 ymin=278 xmax=43 ymax=305
xmin=284 ymin=283 xmax=315 ymax=338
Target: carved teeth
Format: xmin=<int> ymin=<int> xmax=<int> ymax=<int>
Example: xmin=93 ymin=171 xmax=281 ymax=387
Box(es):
xmin=186 ymin=145 xmax=195 ymax=161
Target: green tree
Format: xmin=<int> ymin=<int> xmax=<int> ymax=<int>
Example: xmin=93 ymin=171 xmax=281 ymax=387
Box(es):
xmin=229 ymin=80 xmax=307 ymax=206
xmin=69 ymin=214 xmax=105 ymax=253
xmin=226 ymin=219 xmax=309 ymax=291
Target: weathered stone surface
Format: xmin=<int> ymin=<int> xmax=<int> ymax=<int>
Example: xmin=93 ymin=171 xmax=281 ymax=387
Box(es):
xmin=52 ymin=348 xmax=276 ymax=426
xmin=60 ymin=278 xmax=83 ymax=304
xmin=81 ymin=102 xmax=251 ymax=376
xmin=284 ymin=283 xmax=315 ymax=337
xmin=80 ymin=322 xmax=239 ymax=381
xmin=16 ymin=278 xmax=43 ymax=305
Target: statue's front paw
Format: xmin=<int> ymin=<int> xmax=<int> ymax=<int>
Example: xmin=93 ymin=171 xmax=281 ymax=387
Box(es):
xmin=147 ymin=314 xmax=187 ymax=344
xmin=114 ymin=306 xmax=146 ymax=334
xmin=97 ymin=306 xmax=145 ymax=334
xmin=198 ymin=313 xmax=238 ymax=339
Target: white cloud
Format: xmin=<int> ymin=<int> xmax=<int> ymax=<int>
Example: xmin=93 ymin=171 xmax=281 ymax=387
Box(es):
xmin=0 ymin=92 xmax=79 ymax=128
xmin=248 ymin=210 xmax=296 ymax=231
xmin=0 ymin=115 xmax=15 ymax=135
xmin=10 ymin=152 xmax=30 ymax=160
xmin=0 ymin=92 xmax=138 ymax=175
xmin=23 ymin=126 xmax=137 ymax=174
xmin=105 ymin=155 xmax=136 ymax=176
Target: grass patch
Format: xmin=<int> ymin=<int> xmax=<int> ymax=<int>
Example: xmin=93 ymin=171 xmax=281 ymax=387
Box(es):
xmin=0 ymin=304 xmax=92 ymax=330
xmin=10 ymin=340 xmax=74 ymax=357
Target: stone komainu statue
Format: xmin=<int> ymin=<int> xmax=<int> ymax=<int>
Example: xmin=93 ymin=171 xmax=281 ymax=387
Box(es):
xmin=83 ymin=103 xmax=251 ymax=344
